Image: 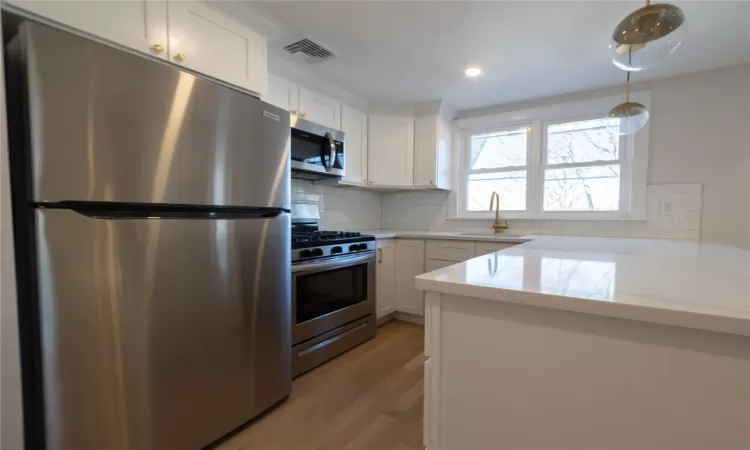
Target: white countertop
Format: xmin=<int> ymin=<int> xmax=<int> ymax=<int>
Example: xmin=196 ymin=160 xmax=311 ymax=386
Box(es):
xmin=356 ymin=229 xmax=532 ymax=243
xmin=359 ymin=230 xmax=750 ymax=337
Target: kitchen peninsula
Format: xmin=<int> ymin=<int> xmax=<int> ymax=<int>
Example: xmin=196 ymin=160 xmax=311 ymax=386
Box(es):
xmin=415 ymin=235 xmax=750 ymax=450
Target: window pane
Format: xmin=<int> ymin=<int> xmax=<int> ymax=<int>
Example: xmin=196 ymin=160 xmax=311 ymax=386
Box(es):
xmin=470 ymin=127 xmax=527 ymax=170
xmin=468 ymin=171 xmax=526 ymax=211
xmin=543 ymin=165 xmax=620 ymax=211
xmin=547 ymin=118 xmax=620 ymax=165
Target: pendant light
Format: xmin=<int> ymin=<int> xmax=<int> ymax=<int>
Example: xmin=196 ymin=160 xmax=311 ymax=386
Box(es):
xmin=609 ymin=0 xmax=687 ymax=71
xmin=609 ymin=71 xmax=649 ymax=135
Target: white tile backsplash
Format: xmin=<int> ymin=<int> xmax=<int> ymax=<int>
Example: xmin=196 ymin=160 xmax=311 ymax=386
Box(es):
xmin=380 ymin=183 xmax=703 ymax=240
xmin=292 ymin=179 xmax=382 ymax=230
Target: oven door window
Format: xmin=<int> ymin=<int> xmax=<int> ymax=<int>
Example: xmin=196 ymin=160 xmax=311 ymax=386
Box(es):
xmin=296 ymin=263 xmax=367 ymax=324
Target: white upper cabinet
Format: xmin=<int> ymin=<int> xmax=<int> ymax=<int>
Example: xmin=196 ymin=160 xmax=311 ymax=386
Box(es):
xmin=167 ymin=2 xmax=268 ymax=97
xmin=9 ymin=0 xmax=169 ymax=59
xmin=367 ymin=116 xmax=415 ymax=186
xmin=267 ymin=75 xmax=299 ymax=112
xmin=298 ymin=87 xmax=341 ymax=130
xmin=414 ymin=115 xmax=451 ymax=190
xmin=341 ymin=105 xmax=368 ymax=185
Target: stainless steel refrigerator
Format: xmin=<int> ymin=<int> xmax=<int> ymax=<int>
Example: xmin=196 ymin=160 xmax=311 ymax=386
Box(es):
xmin=5 ymin=19 xmax=292 ymax=450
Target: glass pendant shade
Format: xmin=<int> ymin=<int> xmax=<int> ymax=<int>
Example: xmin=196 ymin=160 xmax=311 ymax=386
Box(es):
xmin=610 ymin=2 xmax=687 ymax=71
xmin=609 ymin=102 xmax=649 ymax=135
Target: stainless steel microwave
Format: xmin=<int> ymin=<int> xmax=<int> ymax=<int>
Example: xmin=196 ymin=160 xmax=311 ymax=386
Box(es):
xmin=290 ymin=117 xmax=345 ymax=177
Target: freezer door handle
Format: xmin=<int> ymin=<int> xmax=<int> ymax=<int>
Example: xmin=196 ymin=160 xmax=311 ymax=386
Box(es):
xmin=35 ymin=201 xmax=289 ymax=219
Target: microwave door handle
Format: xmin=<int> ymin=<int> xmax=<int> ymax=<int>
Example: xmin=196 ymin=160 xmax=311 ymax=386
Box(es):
xmin=322 ymin=132 xmax=336 ymax=173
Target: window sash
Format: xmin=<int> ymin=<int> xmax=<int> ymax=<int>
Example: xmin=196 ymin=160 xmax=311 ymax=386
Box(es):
xmin=461 ymin=114 xmax=635 ymax=217
xmin=464 ymin=124 xmax=532 ymax=213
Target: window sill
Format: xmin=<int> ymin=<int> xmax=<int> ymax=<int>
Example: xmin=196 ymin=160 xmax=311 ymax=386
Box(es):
xmin=447 ymin=214 xmax=647 ymax=222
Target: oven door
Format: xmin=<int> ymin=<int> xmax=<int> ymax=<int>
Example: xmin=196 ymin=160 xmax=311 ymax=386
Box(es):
xmin=291 ymin=252 xmax=375 ymax=344
xmin=290 ymin=118 xmax=345 ymax=177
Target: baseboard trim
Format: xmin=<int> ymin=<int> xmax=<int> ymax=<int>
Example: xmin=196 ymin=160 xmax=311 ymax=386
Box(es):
xmin=393 ymin=312 xmax=425 ymax=325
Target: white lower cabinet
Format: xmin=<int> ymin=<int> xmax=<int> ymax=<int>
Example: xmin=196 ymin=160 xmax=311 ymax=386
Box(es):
xmin=426 ymin=259 xmax=457 ymax=272
xmin=375 ymin=240 xmax=396 ymax=318
xmin=9 ymin=0 xmax=169 ymax=59
xmin=395 ymin=240 xmax=426 ymax=316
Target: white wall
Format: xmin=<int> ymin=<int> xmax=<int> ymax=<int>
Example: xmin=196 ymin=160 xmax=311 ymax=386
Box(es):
xmin=0 ymin=16 xmax=25 ymax=449
xmin=383 ymin=64 xmax=750 ymax=249
xmin=292 ymin=179 xmax=382 ymax=230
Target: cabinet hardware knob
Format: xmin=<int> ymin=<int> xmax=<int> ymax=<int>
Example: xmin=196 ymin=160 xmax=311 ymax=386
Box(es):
xmin=301 ymin=112 xmax=308 ymax=119
xmin=174 ymin=53 xmax=186 ymax=62
xmin=291 ymin=109 xmax=298 ymax=115
xmin=377 ymin=248 xmax=382 ymax=263
xmin=430 ymin=180 xmax=434 ymax=184
xmin=151 ymin=44 xmax=165 ymax=53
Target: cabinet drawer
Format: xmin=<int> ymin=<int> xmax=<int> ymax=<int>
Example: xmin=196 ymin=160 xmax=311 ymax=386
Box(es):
xmin=376 ymin=239 xmax=395 ymax=249
xmin=426 ymin=259 xmax=457 ymax=272
xmin=475 ymin=242 xmax=516 ymax=256
xmin=426 ymin=240 xmax=476 ymax=262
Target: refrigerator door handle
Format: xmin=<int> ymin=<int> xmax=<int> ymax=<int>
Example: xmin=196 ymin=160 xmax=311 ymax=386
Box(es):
xmin=35 ymin=201 xmax=289 ymax=219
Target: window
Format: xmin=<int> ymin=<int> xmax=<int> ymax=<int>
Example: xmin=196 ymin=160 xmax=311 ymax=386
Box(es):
xmin=457 ymin=93 xmax=650 ymax=219
xmin=466 ymin=126 xmax=529 ymax=211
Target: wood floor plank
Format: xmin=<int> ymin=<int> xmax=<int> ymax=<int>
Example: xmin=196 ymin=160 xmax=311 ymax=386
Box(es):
xmin=214 ymin=321 xmax=424 ymax=450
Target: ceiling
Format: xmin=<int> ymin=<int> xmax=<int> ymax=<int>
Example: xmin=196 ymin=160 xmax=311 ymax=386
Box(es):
xmin=241 ymin=1 xmax=750 ymax=111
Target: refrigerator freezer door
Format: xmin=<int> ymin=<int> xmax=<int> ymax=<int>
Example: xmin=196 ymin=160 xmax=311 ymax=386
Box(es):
xmin=35 ymin=209 xmax=291 ymax=450
xmin=20 ymin=22 xmax=290 ymax=208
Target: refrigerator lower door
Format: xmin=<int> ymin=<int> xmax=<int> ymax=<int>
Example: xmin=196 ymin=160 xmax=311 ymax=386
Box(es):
xmin=34 ymin=209 xmax=291 ymax=450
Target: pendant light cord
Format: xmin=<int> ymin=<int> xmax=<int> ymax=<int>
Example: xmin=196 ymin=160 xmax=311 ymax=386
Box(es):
xmin=626 ymin=47 xmax=633 ymax=103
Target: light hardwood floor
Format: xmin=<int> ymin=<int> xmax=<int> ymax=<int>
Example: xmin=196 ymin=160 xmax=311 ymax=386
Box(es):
xmin=214 ymin=320 xmax=425 ymax=450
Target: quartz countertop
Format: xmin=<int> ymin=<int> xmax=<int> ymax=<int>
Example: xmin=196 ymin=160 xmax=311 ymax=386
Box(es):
xmin=358 ymin=230 xmax=750 ymax=337
xmin=356 ymin=229 xmax=532 ymax=243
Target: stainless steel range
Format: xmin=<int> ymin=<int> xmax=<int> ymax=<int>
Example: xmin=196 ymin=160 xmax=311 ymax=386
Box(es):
xmin=290 ymin=206 xmax=376 ymax=377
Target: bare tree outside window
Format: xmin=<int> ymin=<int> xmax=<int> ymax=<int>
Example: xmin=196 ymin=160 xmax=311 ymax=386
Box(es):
xmin=544 ymin=119 xmax=621 ymax=211
xmin=467 ymin=127 xmax=529 ymax=211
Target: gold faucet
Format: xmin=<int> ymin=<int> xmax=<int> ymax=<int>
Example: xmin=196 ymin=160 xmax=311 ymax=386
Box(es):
xmin=489 ymin=191 xmax=509 ymax=233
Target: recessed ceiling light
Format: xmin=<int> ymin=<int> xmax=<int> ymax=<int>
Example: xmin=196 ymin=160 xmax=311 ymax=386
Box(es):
xmin=465 ymin=67 xmax=482 ymax=77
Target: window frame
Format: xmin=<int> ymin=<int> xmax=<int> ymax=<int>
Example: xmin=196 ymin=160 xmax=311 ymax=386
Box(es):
xmin=453 ymin=92 xmax=650 ymax=221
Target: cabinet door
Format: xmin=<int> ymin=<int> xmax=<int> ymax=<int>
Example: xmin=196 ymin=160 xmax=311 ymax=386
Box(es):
xmin=341 ymin=105 xmax=368 ymax=185
xmin=395 ymin=240 xmax=426 ymax=316
xmin=10 ymin=0 xmax=168 ymax=59
xmin=267 ymin=75 xmax=299 ymax=111
xmin=376 ymin=245 xmax=396 ymax=318
xmin=298 ymin=87 xmax=341 ymax=130
xmin=436 ymin=114 xmax=452 ymax=190
xmin=167 ymin=2 xmax=268 ymax=97
xmin=414 ymin=116 xmax=437 ymax=187
xmin=367 ymin=116 xmax=415 ymax=186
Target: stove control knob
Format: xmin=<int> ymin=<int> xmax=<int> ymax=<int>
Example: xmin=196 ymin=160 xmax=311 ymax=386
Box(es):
xmin=300 ymin=249 xmax=312 ymax=258
xmin=311 ymin=248 xmax=324 ymax=257
xmin=331 ymin=246 xmax=343 ymax=254
xmin=349 ymin=244 xmax=359 ymax=252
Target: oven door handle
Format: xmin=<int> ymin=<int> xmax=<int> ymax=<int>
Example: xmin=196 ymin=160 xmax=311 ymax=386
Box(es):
xmin=292 ymin=252 xmax=373 ymax=274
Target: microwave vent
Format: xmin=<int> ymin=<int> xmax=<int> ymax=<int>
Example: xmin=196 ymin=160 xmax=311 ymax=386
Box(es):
xmin=283 ymin=38 xmax=335 ymax=63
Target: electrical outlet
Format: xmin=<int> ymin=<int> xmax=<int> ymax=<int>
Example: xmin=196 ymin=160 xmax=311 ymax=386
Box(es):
xmin=661 ymin=201 xmax=673 ymax=216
